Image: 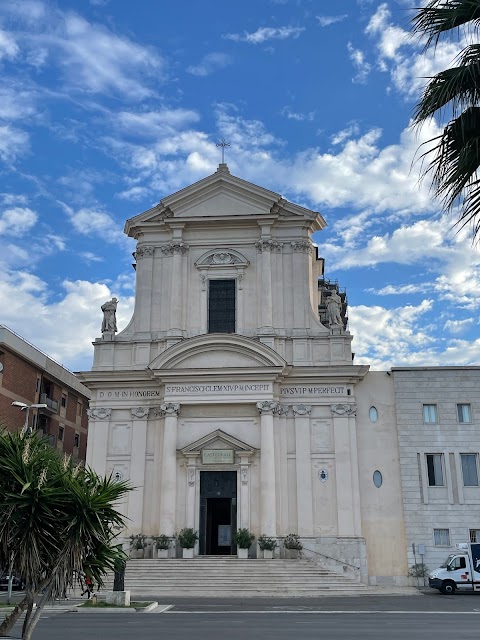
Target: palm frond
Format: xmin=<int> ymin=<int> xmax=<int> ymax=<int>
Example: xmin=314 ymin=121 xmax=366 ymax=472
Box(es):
xmin=411 ymin=0 xmax=480 ymax=49
xmin=413 ymin=46 xmax=480 ymax=123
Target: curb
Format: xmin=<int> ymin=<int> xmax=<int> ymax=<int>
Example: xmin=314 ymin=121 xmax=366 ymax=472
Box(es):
xmin=71 ymin=601 xmax=158 ymax=613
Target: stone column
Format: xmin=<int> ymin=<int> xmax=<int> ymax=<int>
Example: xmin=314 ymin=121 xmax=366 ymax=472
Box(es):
xmin=155 ymin=403 xmax=180 ymax=536
xmin=129 ymin=407 xmax=149 ymax=533
xmin=86 ymin=408 xmax=111 ymax=476
xmin=239 ymin=454 xmax=251 ymax=531
xmin=331 ymin=403 xmax=360 ymax=536
xmin=161 ymin=239 xmax=189 ymax=336
xmin=134 ymin=245 xmax=155 ymax=333
xmin=257 ymin=400 xmax=278 ymax=536
xmin=185 ymin=455 xmax=197 ymax=529
xmin=292 ymin=404 xmax=314 ymax=536
xmin=255 ymin=239 xmax=282 ymax=331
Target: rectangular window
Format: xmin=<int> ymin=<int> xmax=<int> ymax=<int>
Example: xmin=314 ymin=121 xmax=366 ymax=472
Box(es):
xmin=58 ymin=426 xmax=64 ymax=442
xmin=423 ymin=404 xmax=438 ymax=423
xmin=77 ymin=401 xmax=83 ymax=417
xmin=426 ymin=453 xmax=444 ymax=486
xmin=457 ymin=404 xmax=472 ymax=423
xmin=470 ymin=529 xmax=480 ymax=543
xmin=434 ymin=528 xmax=450 ymax=546
xmin=461 ymin=454 xmax=479 ymax=486
xmin=74 ymin=433 xmax=80 ymax=448
xmin=208 ymin=279 xmax=236 ymax=333
xmin=61 ymin=394 xmax=67 ymax=408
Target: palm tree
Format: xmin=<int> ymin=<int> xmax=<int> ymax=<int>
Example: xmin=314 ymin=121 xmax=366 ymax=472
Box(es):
xmin=0 ymin=430 xmax=131 ymax=639
xmin=411 ymin=0 xmax=480 ymax=240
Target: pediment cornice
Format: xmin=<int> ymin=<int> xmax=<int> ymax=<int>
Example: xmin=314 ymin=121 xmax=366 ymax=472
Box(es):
xmin=180 ymin=429 xmax=256 ymax=455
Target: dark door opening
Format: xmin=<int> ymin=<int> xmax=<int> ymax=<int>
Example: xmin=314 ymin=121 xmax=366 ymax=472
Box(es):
xmin=200 ymin=471 xmax=237 ymax=555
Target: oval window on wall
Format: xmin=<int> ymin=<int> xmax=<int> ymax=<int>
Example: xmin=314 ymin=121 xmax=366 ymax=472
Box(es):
xmin=369 ymin=406 xmax=378 ymax=422
xmin=373 ymin=470 xmax=383 ymax=488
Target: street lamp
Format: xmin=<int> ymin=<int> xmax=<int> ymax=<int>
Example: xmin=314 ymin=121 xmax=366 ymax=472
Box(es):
xmin=11 ymin=401 xmax=48 ymax=435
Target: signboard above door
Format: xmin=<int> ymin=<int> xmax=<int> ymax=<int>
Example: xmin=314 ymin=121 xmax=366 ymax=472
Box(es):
xmin=202 ymin=449 xmax=235 ymax=464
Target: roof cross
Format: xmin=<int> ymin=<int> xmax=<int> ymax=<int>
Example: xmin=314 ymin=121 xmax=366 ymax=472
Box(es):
xmin=216 ymin=138 xmax=231 ymax=164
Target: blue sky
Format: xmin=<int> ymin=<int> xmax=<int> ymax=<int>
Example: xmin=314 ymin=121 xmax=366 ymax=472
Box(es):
xmin=0 ymin=0 xmax=479 ymax=371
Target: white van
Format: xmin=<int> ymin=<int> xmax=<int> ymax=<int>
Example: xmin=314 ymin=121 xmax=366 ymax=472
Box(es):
xmin=429 ymin=543 xmax=480 ymax=594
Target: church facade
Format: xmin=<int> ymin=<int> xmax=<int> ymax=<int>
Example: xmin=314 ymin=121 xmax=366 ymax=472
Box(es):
xmin=80 ymin=164 xmax=478 ymax=586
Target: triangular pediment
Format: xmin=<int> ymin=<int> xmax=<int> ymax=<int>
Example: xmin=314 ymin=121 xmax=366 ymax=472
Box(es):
xmin=124 ymin=165 xmax=325 ymax=237
xmin=180 ymin=429 xmax=256 ymax=454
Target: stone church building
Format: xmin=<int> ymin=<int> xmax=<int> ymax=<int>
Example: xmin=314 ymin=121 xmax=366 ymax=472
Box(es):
xmin=79 ymin=164 xmax=480 ymax=586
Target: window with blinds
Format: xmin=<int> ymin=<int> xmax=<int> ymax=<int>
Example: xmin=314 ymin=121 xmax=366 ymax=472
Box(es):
xmin=426 ymin=453 xmax=444 ymax=486
xmin=208 ymin=279 xmax=236 ymax=333
xmin=433 ymin=528 xmax=450 ymax=546
xmin=461 ymin=454 xmax=479 ymax=486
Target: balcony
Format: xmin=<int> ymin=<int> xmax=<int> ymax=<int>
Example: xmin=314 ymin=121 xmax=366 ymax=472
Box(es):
xmin=39 ymin=393 xmax=58 ymax=413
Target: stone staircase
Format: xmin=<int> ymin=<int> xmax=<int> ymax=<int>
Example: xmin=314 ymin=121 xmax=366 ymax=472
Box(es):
xmin=103 ymin=557 xmax=366 ymax=597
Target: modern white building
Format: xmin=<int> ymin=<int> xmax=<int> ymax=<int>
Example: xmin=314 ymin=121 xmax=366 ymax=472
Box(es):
xmin=79 ymin=165 xmax=480 ymax=585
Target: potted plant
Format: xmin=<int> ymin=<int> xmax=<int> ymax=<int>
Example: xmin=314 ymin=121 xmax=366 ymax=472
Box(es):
xmin=152 ymin=534 xmax=171 ymax=559
xmin=178 ymin=527 xmax=198 ymax=559
xmin=258 ymin=534 xmax=277 ymax=559
xmin=129 ymin=534 xmax=147 ymax=559
xmin=283 ymin=533 xmax=303 ymax=559
xmin=233 ymin=528 xmax=255 ymax=559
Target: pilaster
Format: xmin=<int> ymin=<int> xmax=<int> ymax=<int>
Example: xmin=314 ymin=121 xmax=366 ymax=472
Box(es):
xmin=155 ymin=402 xmax=181 ymax=536
xmin=129 ymin=407 xmax=149 ymax=532
xmin=257 ymin=400 xmax=278 ymax=536
xmin=292 ymin=404 xmax=314 ymax=535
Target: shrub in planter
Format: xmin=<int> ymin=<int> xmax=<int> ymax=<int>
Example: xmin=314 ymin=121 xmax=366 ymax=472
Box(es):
xmin=233 ymin=528 xmax=255 ymax=549
xmin=284 ymin=533 xmax=303 ymax=551
xmin=177 ymin=528 xmax=199 ymax=549
xmin=152 ymin=534 xmax=171 ymax=550
xmin=258 ymin=534 xmax=277 ymax=551
xmin=129 ymin=534 xmax=147 ymax=558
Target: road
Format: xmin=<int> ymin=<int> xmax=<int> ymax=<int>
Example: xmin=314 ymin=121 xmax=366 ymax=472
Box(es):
xmin=2 ymin=593 xmax=480 ymax=640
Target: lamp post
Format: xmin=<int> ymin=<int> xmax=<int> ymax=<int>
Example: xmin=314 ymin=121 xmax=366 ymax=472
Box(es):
xmin=11 ymin=401 xmax=48 ymax=436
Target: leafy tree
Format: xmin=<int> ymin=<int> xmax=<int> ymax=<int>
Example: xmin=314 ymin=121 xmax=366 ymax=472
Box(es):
xmin=0 ymin=430 xmax=130 ymax=639
xmin=411 ymin=0 xmax=480 ymax=240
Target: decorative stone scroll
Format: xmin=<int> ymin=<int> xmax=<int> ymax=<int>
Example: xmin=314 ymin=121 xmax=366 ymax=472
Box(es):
xmin=256 ymin=400 xmax=279 ymax=415
xmin=292 ymin=404 xmax=312 ymax=417
xmin=291 ymin=239 xmax=314 ymax=253
xmin=275 ymin=404 xmax=290 ymax=416
xmin=188 ymin=467 xmax=196 ymax=486
xmin=87 ymin=408 xmax=112 ymax=420
xmin=160 ymin=242 xmax=189 ymax=255
xmin=331 ymin=403 xmax=357 ymax=417
xmin=135 ymin=245 xmax=155 ymax=259
xmin=241 ymin=466 xmax=248 ymax=485
xmin=154 ymin=402 xmax=181 ymax=417
xmin=255 ymin=239 xmax=283 ymax=252
xmin=131 ymin=407 xmax=150 ymax=419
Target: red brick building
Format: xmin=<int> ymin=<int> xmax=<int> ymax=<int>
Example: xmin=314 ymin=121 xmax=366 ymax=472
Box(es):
xmin=0 ymin=325 xmax=90 ymax=461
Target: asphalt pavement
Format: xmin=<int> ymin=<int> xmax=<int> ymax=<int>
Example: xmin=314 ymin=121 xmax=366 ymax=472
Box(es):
xmin=1 ymin=591 xmax=480 ymax=640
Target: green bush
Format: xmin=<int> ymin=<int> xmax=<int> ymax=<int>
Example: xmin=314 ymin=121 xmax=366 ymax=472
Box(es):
xmin=129 ymin=534 xmax=147 ymax=550
xmin=258 ymin=534 xmax=277 ymax=551
xmin=151 ymin=534 xmax=170 ymax=550
xmin=233 ymin=528 xmax=255 ymax=549
xmin=178 ymin=528 xmax=199 ymax=549
xmin=283 ymin=533 xmax=303 ymax=551
xmin=408 ymin=563 xmax=430 ymax=578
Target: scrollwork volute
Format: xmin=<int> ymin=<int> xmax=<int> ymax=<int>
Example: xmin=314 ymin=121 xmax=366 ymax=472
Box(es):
xmin=292 ymin=404 xmax=312 ymax=417
xmin=87 ymin=408 xmax=112 ymax=420
xmin=256 ymin=400 xmax=280 ymax=415
xmin=154 ymin=402 xmax=181 ymax=417
xmin=331 ymin=403 xmax=357 ymax=417
xmin=131 ymin=407 xmax=150 ymax=419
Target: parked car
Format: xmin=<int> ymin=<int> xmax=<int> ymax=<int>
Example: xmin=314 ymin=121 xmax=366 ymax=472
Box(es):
xmin=0 ymin=572 xmax=25 ymax=591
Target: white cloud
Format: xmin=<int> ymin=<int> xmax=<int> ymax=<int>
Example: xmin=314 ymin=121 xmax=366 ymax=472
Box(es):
xmin=280 ymin=106 xmax=315 ymax=122
xmin=116 ymin=186 xmax=151 ymax=201
xmin=0 ymin=86 xmax=37 ymax=121
xmin=0 ymin=207 xmax=37 ymax=236
xmin=0 ymin=193 xmax=29 ymax=205
xmin=187 ymin=52 xmax=232 ymax=77
xmin=316 ymin=15 xmax=348 ymax=27
xmin=349 ymin=299 xmax=435 ymax=369
xmin=364 ymin=2 xmax=463 ymax=99
xmin=68 ymin=207 xmax=126 ymax=244
xmin=347 ymin=43 xmax=372 ymax=84
xmin=79 ymin=251 xmax=104 ymax=263
xmin=0 ymin=125 xmax=29 ymax=163
xmin=0 ymin=28 xmax=19 ymax=59
xmin=0 ymin=3 xmax=165 ymax=100
xmin=443 ymin=318 xmax=475 ymax=335
xmin=115 ymin=109 xmax=200 ymax=138
xmin=330 ymin=122 xmax=360 ymax=145
xmin=224 ymin=26 xmax=304 ymax=44
xmin=368 ymin=283 xmax=433 ymax=296
xmin=0 ymin=271 xmax=134 ymax=370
